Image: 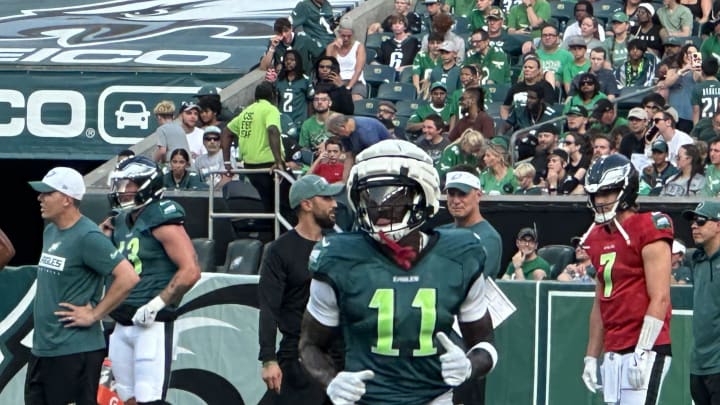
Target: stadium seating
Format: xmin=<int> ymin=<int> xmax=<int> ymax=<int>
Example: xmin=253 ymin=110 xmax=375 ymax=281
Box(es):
xmin=354 ymin=98 xmax=381 ymax=117
xmin=593 ymin=0 xmax=624 ymax=26
xmin=452 ymin=16 xmax=469 ymax=34
xmin=192 ymin=238 xmax=216 ymax=272
xmin=366 ymin=47 xmax=378 ymax=64
xmin=221 ymin=238 xmax=264 ymax=275
xmin=377 ymin=82 xmax=417 ymax=102
xmin=538 ymin=244 xmax=577 ymax=279
xmin=550 ymin=1 xmax=574 ymax=33
xmin=395 ymin=99 xmax=421 ymax=117
xmin=221 ymin=180 xmax=273 ymax=237
xmin=363 ymin=64 xmax=396 ymax=97
xmin=486 ymin=83 xmax=511 ymax=103
xmin=398 ymin=67 xmax=414 ymax=83
xmin=365 ymin=32 xmax=392 ymax=52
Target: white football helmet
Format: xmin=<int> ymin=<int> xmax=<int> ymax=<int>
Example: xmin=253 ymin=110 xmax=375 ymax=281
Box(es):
xmin=347 ymin=139 xmax=441 ymax=242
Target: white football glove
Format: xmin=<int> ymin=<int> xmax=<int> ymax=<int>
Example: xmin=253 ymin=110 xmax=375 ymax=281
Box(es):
xmin=582 ymin=356 xmax=600 ymax=393
xmin=628 ymin=349 xmax=650 ymax=389
xmin=436 ymin=332 xmax=472 ymax=386
xmin=132 ymin=296 xmax=166 ymax=327
xmin=326 ymin=370 xmax=374 ymax=405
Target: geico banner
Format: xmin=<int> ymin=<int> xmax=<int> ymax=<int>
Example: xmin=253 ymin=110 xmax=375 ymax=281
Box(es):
xmin=0 ymin=269 xmax=268 ymax=404
xmin=0 ymin=72 xmax=234 ymax=160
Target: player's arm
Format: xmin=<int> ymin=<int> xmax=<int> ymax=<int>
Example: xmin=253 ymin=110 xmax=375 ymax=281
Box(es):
xmin=459 ymin=312 xmax=496 ymax=379
xmin=153 ymin=224 xmax=201 ymax=306
xmin=586 ymin=281 xmax=605 ymax=358
xmin=638 ymin=239 xmax=671 ymax=343
xmin=0 ymin=227 xmax=15 ymax=270
xmin=299 ymin=310 xmax=340 ymax=386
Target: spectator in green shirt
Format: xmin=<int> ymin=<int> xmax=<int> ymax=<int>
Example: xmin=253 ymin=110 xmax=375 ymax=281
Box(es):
xmin=504 ymin=227 xmax=551 ymax=280
xmin=507 ymin=0 xmax=551 ymax=38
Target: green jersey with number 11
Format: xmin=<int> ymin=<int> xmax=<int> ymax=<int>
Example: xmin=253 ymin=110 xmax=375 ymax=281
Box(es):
xmin=309 ymin=228 xmax=486 ymax=405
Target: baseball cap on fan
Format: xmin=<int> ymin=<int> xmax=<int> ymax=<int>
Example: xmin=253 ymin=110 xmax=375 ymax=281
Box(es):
xmin=29 ymin=167 xmax=86 ymax=201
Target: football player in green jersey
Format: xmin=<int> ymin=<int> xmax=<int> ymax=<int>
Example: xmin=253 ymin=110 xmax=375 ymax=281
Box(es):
xmin=299 ymin=140 xmax=498 ymax=405
xmin=103 ymin=156 xmax=201 ymax=405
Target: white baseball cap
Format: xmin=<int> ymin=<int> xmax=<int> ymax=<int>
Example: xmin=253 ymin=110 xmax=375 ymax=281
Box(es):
xmin=672 ymin=240 xmax=686 ymax=255
xmin=29 ymin=167 xmax=86 ymax=200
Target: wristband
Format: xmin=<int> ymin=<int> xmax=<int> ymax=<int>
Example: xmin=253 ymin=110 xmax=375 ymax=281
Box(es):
xmin=262 ymin=360 xmax=278 ymax=367
xmin=224 ymin=161 xmax=232 ymax=165
xmin=636 ymin=315 xmax=663 ymax=351
xmin=468 ymin=341 xmax=498 ymax=373
xmin=146 ymin=296 xmax=166 ymax=312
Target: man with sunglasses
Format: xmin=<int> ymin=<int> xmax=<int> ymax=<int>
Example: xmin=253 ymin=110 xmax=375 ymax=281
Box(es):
xmin=195 ymin=126 xmax=233 ymax=189
xmin=683 ymin=201 xmax=720 ymax=405
xmin=650 ymin=109 xmax=693 ymax=164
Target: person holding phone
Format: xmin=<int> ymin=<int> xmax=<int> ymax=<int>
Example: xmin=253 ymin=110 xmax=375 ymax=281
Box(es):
xmin=312 ymin=56 xmax=354 ymax=115
xmin=659 ymin=43 xmax=703 ymax=132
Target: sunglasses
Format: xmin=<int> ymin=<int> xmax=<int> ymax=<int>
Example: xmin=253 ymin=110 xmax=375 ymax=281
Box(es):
xmin=653 ymin=118 xmax=665 ymax=123
xmin=692 ymin=216 xmax=717 ymax=226
xmin=204 ymin=136 xmax=220 ymax=142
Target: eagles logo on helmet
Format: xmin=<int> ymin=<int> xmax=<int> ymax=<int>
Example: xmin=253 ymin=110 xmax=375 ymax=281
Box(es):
xmin=584 ymin=154 xmax=639 ymax=224
xmin=107 ymin=156 xmax=165 ymax=212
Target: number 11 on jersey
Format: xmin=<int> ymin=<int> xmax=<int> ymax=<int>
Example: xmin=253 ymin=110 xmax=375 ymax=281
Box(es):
xmin=369 ymin=288 xmax=438 ymax=357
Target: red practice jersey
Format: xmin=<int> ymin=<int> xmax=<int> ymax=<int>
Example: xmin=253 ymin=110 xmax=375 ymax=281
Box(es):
xmin=583 ymin=211 xmax=674 ymax=352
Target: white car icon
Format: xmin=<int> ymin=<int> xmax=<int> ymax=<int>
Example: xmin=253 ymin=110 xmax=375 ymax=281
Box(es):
xmin=115 ymin=101 xmax=150 ymax=130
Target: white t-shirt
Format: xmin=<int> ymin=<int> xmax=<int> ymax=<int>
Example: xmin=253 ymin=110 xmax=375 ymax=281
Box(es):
xmin=186 ymin=127 xmax=207 ymax=163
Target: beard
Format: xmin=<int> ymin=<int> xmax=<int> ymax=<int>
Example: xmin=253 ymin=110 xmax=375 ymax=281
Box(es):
xmin=314 ymin=211 xmax=336 ymax=229
xmin=315 ymin=106 xmax=329 ymax=114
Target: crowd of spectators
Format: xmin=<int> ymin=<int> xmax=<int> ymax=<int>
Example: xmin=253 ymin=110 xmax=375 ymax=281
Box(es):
xmin=141 ymin=0 xmax=720 ymax=282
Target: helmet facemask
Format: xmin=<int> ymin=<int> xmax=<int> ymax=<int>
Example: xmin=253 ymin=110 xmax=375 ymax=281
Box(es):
xmin=353 ymin=176 xmax=428 ymax=243
xmin=587 ymin=188 xmax=626 ymax=224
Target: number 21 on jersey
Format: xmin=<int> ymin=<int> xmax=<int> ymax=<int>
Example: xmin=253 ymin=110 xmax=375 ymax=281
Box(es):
xmin=369 ymin=288 xmax=437 ymax=357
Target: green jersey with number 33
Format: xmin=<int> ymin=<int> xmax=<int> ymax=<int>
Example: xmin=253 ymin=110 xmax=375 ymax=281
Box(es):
xmin=111 ymin=199 xmax=185 ymax=307
xmin=309 ymin=228 xmax=486 ymax=405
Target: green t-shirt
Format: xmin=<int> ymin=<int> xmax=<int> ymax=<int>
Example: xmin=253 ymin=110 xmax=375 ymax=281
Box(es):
xmin=408 ymin=102 xmax=455 ymax=126
xmin=464 ymin=46 xmax=511 ymax=85
xmin=412 ymin=51 xmax=441 ymax=78
xmin=507 ymin=0 xmax=551 ymax=38
xmin=505 ymin=255 xmax=551 ymax=279
xmin=34 ymin=216 xmax=122 ymax=356
xmin=112 ymin=199 xmax=185 ymax=308
xmin=276 ymin=75 xmax=314 ymax=128
xmin=561 ymin=59 xmax=591 ymax=84
xmin=602 ymin=36 xmax=631 ymax=69
xmin=701 ymin=36 xmax=720 ymax=72
xmin=703 ymin=164 xmax=720 ymax=197
xmin=429 ymin=64 xmax=463 ymax=96
xmin=480 ymin=166 xmax=519 ymax=195
xmin=448 ymin=0 xmax=478 ymax=17
xmin=468 ymin=8 xmax=487 ymax=32
xmin=227 ymin=99 xmax=283 ymax=164
xmin=691 ymin=80 xmax=720 ymax=120
xmin=309 ymin=229 xmax=486 ymax=404
xmin=299 ymin=116 xmax=329 ymax=149
xmin=438 ymin=220 xmax=503 ymax=279
xmin=564 ymin=92 xmax=607 ymax=114
xmin=537 ymin=47 xmax=573 ymax=75
xmin=436 ymin=143 xmax=480 ymax=181
xmin=162 ymin=171 xmax=209 ymax=191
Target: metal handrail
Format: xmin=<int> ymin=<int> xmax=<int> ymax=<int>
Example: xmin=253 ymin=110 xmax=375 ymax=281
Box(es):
xmin=508 ymin=83 xmax=661 ymax=164
xmin=207 ymin=168 xmax=293 ymax=241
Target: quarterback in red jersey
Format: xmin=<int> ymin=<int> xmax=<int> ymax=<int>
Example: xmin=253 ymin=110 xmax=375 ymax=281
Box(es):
xmin=580 ymin=154 xmax=673 ymax=405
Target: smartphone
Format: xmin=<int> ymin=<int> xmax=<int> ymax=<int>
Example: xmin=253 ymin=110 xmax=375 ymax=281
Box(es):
xmin=692 ymin=52 xmax=702 ymax=69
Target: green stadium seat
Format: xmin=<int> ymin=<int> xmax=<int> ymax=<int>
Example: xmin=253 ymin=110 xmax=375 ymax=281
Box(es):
xmin=550 ymin=1 xmax=574 ymax=32
xmin=280 ymin=113 xmax=298 ymax=138
xmin=363 ymin=64 xmax=396 ymax=97
xmin=486 ymin=83 xmax=511 ymax=103
xmin=377 ymin=82 xmax=417 ymax=102
xmin=192 ymin=238 xmax=216 ymax=272
xmin=537 ymin=244 xmax=576 ymax=280
xmin=399 ymin=67 xmax=414 ymax=83
xmin=222 ymin=238 xmax=264 ymax=275
xmin=353 ymin=98 xmax=381 ymax=117
xmin=365 ymin=32 xmax=392 ymax=52
xmin=395 ymin=99 xmax=421 ymax=117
